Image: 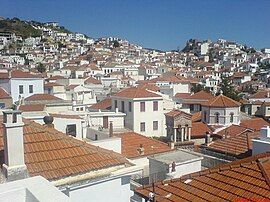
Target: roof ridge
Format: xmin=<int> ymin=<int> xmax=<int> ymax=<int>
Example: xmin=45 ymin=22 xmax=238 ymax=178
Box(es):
xmin=257 ymin=158 xmax=270 ymax=187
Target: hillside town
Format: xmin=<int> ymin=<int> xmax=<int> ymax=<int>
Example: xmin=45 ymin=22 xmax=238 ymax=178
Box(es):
xmin=0 ymin=17 xmax=269 ymax=201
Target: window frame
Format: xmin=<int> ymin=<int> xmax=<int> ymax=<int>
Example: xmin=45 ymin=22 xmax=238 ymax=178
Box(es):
xmin=140 ymin=122 xmax=145 ymax=132
xmin=129 ymin=102 xmax=132 ymax=112
xmin=29 ymin=85 xmax=33 ymax=93
xmin=140 ymin=102 xmax=145 ymax=112
xmin=153 ymin=121 xmax=158 ymax=130
xmin=153 ymin=101 xmax=158 ymax=111
xmin=19 ymin=85 xmax=24 ymax=94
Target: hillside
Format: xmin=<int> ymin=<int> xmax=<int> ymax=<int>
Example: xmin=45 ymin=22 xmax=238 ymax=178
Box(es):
xmin=0 ymin=17 xmax=42 ymax=38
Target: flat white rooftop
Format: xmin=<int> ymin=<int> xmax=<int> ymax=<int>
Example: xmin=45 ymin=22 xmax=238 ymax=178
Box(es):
xmin=0 ymin=176 xmax=69 ymax=202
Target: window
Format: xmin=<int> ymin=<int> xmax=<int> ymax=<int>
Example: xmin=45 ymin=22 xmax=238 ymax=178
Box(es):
xmin=121 ymin=101 xmax=125 ymax=112
xmin=153 ymin=101 xmax=158 ymax=111
xmin=215 ymin=112 xmax=220 ymax=124
xmin=29 ymin=85 xmax=33 ymax=93
xmin=19 ymin=85 xmax=23 ymax=94
xmin=129 ymin=102 xmax=132 ymax=112
xmin=140 ymin=122 xmax=145 ymax=132
xmin=140 ymin=102 xmax=145 ymax=112
xmin=230 ymin=113 xmax=234 ymax=123
xmin=66 ymin=124 xmax=76 ymax=137
xmin=0 ymin=103 xmax=5 ymax=109
xmin=204 ymin=111 xmax=207 ymax=122
xmin=153 ymin=121 xmax=158 ymax=130
xmin=115 ymin=100 xmax=118 ymax=109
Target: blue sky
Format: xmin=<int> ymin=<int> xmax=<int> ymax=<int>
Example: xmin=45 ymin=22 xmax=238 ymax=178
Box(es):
xmin=1 ymin=0 xmax=270 ymax=50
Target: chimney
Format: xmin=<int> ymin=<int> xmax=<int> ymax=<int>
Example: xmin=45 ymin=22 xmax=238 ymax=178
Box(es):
xmin=205 ymin=132 xmax=211 ymax=146
xmin=260 ymin=126 xmax=270 ymax=139
xmin=2 ymin=110 xmax=28 ymax=181
xmin=115 ymin=107 xmax=119 ymax=113
xmin=8 ymin=69 xmax=12 ymax=78
xmin=43 ymin=115 xmax=54 ymax=128
xmin=267 ymin=92 xmax=270 ymax=98
xmin=109 ymin=121 xmax=113 ymax=137
xmin=169 ymin=141 xmax=175 ymax=150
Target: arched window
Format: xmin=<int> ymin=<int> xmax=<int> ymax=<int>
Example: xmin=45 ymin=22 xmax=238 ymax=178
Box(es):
xmin=230 ymin=112 xmax=234 ymax=123
xmin=215 ymin=112 xmax=220 ymax=124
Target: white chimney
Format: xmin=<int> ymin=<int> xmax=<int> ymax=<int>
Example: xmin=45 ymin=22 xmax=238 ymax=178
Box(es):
xmin=2 ymin=110 xmax=28 ymax=181
xmin=260 ymin=126 xmax=270 ymax=139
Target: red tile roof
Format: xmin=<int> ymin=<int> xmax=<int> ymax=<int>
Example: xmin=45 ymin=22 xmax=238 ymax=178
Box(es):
xmin=202 ymin=94 xmax=241 ymax=108
xmin=191 ymin=111 xmax=201 ymax=122
xmin=0 ymin=120 xmax=128 ymax=181
xmin=84 ymin=77 xmax=101 ymax=85
xmin=19 ymin=104 xmax=45 ymax=112
xmin=187 ymin=90 xmax=214 ymax=100
xmin=137 ymin=83 xmax=160 ymax=92
xmin=89 ymin=98 xmax=112 ymax=110
xmin=113 ymin=87 xmax=161 ymax=99
xmin=114 ymin=132 xmax=172 ymax=159
xmin=207 ymin=130 xmax=260 ymax=157
xmin=174 ymin=93 xmax=191 ymax=99
xmin=0 ymin=87 xmax=11 ymax=99
xmin=165 ymin=109 xmax=192 ymax=118
xmin=49 ymin=113 xmax=82 ymax=119
xmin=250 ymin=90 xmax=270 ymax=99
xmin=240 ymin=118 xmax=270 ymax=131
xmin=0 ymin=70 xmax=42 ymax=79
xmin=25 ymin=94 xmax=63 ymax=101
xmin=44 ymin=82 xmax=63 ymax=88
xmin=217 ymin=124 xmax=249 ymax=138
xmin=191 ymin=122 xmax=213 ymax=138
xmin=136 ymin=152 xmax=270 ymax=201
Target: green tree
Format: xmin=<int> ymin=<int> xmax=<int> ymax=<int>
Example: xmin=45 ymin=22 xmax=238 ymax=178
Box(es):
xmin=219 ymin=77 xmax=241 ymax=101
xmin=191 ymin=84 xmax=204 ymax=93
xmin=113 ymin=40 xmax=120 ymax=48
xmin=36 ymin=63 xmax=46 ymax=73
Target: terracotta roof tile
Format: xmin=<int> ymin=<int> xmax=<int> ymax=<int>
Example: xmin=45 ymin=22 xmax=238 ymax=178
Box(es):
xmin=240 ymin=118 xmax=270 ymax=131
xmin=202 ymin=94 xmax=241 ymax=108
xmin=49 ymin=113 xmax=82 ymax=119
xmin=191 ymin=111 xmax=202 ymax=122
xmin=84 ymin=77 xmax=101 ymax=85
xmin=207 ymin=131 xmax=260 ymax=157
xmin=114 ymin=132 xmax=172 ymax=159
xmin=217 ymin=124 xmax=249 ymax=138
xmin=191 ymin=122 xmax=213 ymax=138
xmin=250 ymin=90 xmax=270 ymax=99
xmin=135 ymin=152 xmax=270 ymax=201
xmin=19 ymin=104 xmax=45 ymax=112
xmin=165 ymin=109 xmax=192 ymax=118
xmin=0 ymin=70 xmax=42 ymax=79
xmin=113 ymin=87 xmax=161 ymax=99
xmin=187 ymin=90 xmax=214 ymax=100
xmin=0 ymin=87 xmax=11 ymax=99
xmin=89 ymin=98 xmax=112 ymax=110
xmin=174 ymin=93 xmax=191 ymax=99
xmin=25 ymin=94 xmax=63 ymax=101
xmin=0 ymin=120 xmax=128 ymax=181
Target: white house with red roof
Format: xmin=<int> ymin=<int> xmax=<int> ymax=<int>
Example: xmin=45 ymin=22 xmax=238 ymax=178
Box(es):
xmin=0 ymin=70 xmax=44 ymax=103
xmin=111 ymin=87 xmax=165 ymax=137
xmin=201 ymin=94 xmax=241 ymax=126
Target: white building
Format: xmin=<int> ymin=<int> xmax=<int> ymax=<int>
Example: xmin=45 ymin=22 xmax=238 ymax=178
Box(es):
xmin=252 ymin=126 xmax=270 ymax=155
xmin=0 ymin=110 xmax=138 ymax=202
xmin=111 ymin=87 xmax=165 ymax=137
xmin=201 ymin=94 xmax=241 ymax=126
xmin=0 ymin=70 xmax=44 ymax=103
